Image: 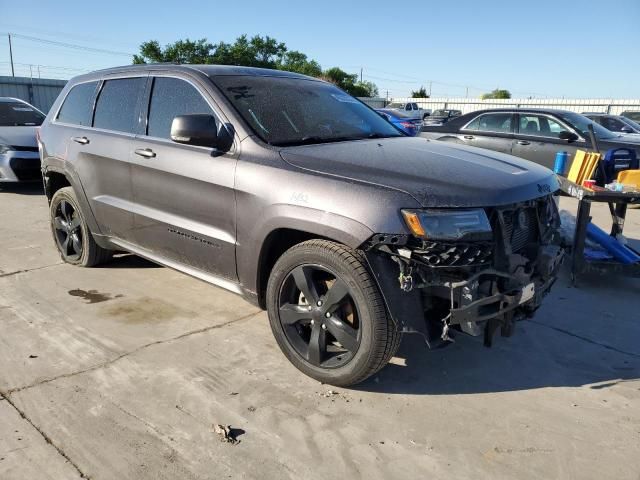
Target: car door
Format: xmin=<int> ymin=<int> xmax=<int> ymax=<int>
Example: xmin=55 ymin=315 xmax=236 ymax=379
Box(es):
xmin=129 ymin=74 xmax=238 ymax=280
xmin=457 ymin=112 xmax=515 ymax=154
xmin=511 ymin=113 xmax=584 ymax=169
xmin=62 ymin=76 xmax=146 ymax=242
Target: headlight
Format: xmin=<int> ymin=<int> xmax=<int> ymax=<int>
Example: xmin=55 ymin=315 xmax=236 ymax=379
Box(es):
xmin=0 ymin=144 xmax=12 ymax=155
xmin=402 ymin=208 xmax=492 ymax=240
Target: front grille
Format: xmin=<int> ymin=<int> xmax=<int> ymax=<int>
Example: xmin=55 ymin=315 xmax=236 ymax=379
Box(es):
xmin=10 ymin=145 xmax=39 ymax=152
xmin=413 ymin=240 xmax=493 ymax=267
xmin=10 ymin=157 xmax=41 ymax=181
xmin=501 ymin=207 xmax=539 ymax=252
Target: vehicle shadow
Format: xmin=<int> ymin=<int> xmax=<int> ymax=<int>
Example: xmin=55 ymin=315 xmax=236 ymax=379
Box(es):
xmin=355 ymin=270 xmax=640 ymax=395
xmin=0 ymin=182 xmax=44 ymax=195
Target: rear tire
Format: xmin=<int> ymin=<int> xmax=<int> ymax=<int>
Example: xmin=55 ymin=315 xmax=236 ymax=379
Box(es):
xmin=49 ymin=187 xmax=112 ymax=267
xmin=266 ymin=239 xmax=401 ymax=386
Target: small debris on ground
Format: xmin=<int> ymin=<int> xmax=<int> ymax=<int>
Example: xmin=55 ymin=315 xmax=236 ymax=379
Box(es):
xmin=247 ymin=406 xmax=256 ymax=412
xmin=213 ymin=424 xmax=240 ymax=445
xmin=28 ymin=354 xmax=38 ymax=359
xmin=229 ymin=392 xmax=239 ymax=396
xmin=317 ymin=390 xmax=352 ymax=402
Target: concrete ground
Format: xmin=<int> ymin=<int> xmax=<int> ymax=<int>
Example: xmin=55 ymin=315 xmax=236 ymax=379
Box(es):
xmin=0 ymin=183 xmax=639 ymax=480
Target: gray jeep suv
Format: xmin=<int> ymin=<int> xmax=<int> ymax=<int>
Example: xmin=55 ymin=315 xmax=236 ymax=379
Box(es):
xmin=39 ymin=65 xmax=563 ymax=386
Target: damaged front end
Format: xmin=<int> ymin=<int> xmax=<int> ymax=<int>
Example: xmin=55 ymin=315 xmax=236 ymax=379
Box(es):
xmin=365 ymin=195 xmax=564 ymax=348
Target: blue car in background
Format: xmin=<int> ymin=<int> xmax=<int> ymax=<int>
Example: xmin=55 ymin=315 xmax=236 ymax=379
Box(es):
xmin=375 ymin=108 xmax=421 ymax=136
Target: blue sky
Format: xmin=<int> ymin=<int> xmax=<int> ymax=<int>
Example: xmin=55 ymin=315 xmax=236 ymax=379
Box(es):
xmin=1 ymin=0 xmax=639 ymax=98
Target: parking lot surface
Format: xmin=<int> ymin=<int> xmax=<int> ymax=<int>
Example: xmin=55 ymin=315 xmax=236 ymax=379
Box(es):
xmin=1 ymin=183 xmax=639 ymax=480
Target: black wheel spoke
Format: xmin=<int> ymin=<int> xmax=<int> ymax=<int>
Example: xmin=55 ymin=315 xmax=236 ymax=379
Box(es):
xmin=61 ymin=235 xmax=70 ymax=255
xmin=53 ymin=216 xmax=67 ymax=232
xmin=279 ymin=303 xmax=312 ymax=325
xmin=70 ymin=234 xmax=82 ymax=254
xmin=60 ymin=201 xmax=72 ymax=222
xmin=307 ymin=324 xmax=326 ymax=365
xmin=291 ymin=265 xmax=319 ymax=304
xmin=69 ymin=216 xmax=81 ymax=231
xmin=322 ymin=279 xmax=350 ymax=313
xmin=326 ymin=317 xmax=359 ymax=353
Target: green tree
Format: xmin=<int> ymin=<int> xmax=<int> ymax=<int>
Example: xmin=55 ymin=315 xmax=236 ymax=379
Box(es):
xmin=321 ymin=67 xmax=378 ymax=97
xmin=277 ymin=50 xmax=322 ymax=77
xmin=481 ymin=88 xmax=511 ymax=99
xmin=133 ymin=39 xmax=215 ymax=64
xmin=411 ymin=86 xmax=429 ymax=98
xmin=133 ymin=36 xmax=378 ymax=96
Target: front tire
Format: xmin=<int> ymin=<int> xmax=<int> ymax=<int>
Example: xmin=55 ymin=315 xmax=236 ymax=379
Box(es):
xmin=49 ymin=187 xmax=112 ymax=267
xmin=266 ymin=240 xmax=401 ymax=386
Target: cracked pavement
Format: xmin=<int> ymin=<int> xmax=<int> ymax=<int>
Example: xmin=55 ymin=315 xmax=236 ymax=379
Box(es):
xmin=1 ymin=183 xmax=639 ymax=479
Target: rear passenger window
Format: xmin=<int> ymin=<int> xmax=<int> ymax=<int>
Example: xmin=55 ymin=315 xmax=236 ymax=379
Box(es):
xmin=465 ymin=113 xmax=513 ymax=133
xmin=93 ymin=78 xmax=145 ymax=133
xmin=147 ymin=77 xmax=214 ymax=139
xmin=57 ymin=82 xmax=98 ymax=126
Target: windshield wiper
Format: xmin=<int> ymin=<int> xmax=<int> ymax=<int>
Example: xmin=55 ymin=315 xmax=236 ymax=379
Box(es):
xmin=273 ymin=136 xmax=359 ymax=147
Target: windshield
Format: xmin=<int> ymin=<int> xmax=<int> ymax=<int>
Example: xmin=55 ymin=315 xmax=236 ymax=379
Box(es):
xmin=432 ymin=110 xmax=452 ymax=116
xmin=621 ymin=117 xmax=640 ymax=131
xmin=213 ymin=76 xmax=403 ymax=146
xmin=0 ymin=101 xmax=45 ymax=126
xmin=386 ymin=103 xmax=404 ymax=109
xmin=558 ymin=111 xmax=616 ymax=139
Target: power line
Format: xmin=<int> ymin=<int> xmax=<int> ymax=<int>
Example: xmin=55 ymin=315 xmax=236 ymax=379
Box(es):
xmin=2 ymin=32 xmax=134 ymax=57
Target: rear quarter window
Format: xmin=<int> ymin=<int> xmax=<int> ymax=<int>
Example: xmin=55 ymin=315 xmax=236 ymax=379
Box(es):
xmin=93 ymin=78 xmax=146 ymax=133
xmin=56 ymin=81 xmax=98 ymax=126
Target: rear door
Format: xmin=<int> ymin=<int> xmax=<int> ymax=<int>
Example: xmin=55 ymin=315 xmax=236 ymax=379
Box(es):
xmin=511 ymin=113 xmax=584 ymax=169
xmin=129 ymin=74 xmax=238 ymax=280
xmin=61 ymin=76 xmax=146 ymax=241
xmin=457 ymin=112 xmax=515 ymax=154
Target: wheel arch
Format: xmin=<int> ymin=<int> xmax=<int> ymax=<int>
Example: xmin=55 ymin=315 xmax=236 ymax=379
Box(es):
xmin=249 ymin=209 xmax=374 ymax=309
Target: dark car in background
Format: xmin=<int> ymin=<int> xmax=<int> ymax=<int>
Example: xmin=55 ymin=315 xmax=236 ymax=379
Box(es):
xmin=621 ymin=111 xmax=640 ymax=124
xmin=0 ymin=97 xmax=45 ymax=182
xmin=39 ymin=65 xmax=562 ymax=387
xmin=420 ymin=108 xmax=640 ymax=169
xmin=585 ymin=113 xmax=640 ymax=135
xmin=423 ymin=109 xmax=462 ymax=126
xmin=375 ymin=108 xmax=421 ymax=135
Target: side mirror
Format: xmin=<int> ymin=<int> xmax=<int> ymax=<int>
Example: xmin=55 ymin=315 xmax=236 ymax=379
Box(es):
xmin=170 ymin=114 xmax=221 ymax=149
xmin=558 ymin=130 xmax=578 ymax=142
xmin=620 ymin=126 xmax=633 ymax=133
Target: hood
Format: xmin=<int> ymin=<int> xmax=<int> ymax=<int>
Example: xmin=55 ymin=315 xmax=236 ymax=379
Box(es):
xmin=603 ymin=134 xmax=640 ymax=145
xmin=280 ymin=137 xmax=559 ymax=208
xmin=0 ymin=126 xmax=38 ymax=148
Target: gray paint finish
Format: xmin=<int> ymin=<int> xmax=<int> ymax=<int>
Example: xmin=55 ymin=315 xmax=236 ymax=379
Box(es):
xmin=40 ymin=64 xmax=559 ymax=304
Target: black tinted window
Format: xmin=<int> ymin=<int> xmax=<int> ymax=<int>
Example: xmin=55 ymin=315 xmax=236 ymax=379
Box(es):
xmin=56 ymin=82 xmax=97 ymax=126
xmin=147 ymin=77 xmax=213 ymax=139
xmin=93 ymin=78 xmax=145 ymax=133
xmin=465 ymin=113 xmax=513 ymax=133
xmin=0 ymin=101 xmax=45 ymax=126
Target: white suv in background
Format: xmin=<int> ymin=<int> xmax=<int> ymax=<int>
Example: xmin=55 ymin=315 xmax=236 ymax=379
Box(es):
xmin=385 ymin=101 xmax=431 ymax=120
xmin=0 ymin=97 xmax=44 ymax=182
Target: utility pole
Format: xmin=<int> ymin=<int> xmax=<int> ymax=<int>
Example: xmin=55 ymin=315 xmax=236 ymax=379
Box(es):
xmin=465 ymin=86 xmax=469 ymax=98
xmin=428 ymin=81 xmax=432 ymax=97
xmin=360 ymin=67 xmax=363 ymax=83
xmin=8 ymin=33 xmax=15 ymax=77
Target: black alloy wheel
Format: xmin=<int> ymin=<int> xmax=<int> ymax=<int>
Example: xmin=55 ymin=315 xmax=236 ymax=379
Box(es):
xmin=53 ymin=199 xmax=83 ymax=261
xmin=278 ymin=264 xmax=361 ymax=368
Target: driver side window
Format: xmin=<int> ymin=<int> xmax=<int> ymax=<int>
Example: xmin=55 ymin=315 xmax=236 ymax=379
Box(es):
xmin=147 ymin=77 xmax=214 ymax=139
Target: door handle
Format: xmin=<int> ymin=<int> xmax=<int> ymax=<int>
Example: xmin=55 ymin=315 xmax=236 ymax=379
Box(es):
xmin=463 ymin=135 xmax=474 ymax=140
xmin=517 ymin=140 xmax=531 ymax=145
xmin=71 ymin=136 xmax=90 ymax=145
xmin=134 ymin=148 xmax=156 ymax=159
